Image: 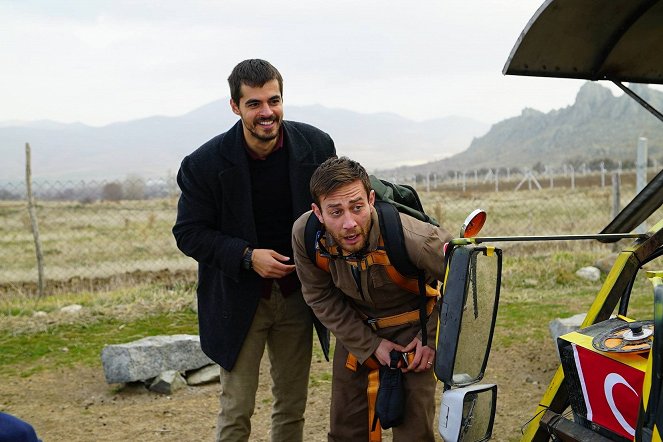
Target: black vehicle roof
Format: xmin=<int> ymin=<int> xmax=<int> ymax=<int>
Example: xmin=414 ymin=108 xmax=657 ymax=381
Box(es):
xmin=503 ymin=0 xmax=663 ymax=85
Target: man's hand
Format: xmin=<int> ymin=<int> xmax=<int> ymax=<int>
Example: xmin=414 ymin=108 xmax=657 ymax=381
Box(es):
xmin=374 ymin=339 xmax=406 ymax=367
xmin=250 ymin=249 xmax=296 ymax=278
xmin=401 ymin=337 xmax=435 ymax=373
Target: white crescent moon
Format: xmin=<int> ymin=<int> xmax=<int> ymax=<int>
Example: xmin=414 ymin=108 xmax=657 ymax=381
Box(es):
xmin=604 ymin=372 xmax=637 ymax=436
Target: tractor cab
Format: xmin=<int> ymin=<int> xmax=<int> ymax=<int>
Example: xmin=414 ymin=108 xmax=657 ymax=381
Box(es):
xmin=435 ymin=1 xmax=663 ymax=440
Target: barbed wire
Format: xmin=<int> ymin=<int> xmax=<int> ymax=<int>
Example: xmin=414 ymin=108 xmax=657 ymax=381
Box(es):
xmin=1 ymin=169 xmax=660 ymax=295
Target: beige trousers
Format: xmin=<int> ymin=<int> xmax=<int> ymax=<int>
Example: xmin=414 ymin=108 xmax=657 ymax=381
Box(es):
xmin=216 ymin=285 xmax=313 ymax=442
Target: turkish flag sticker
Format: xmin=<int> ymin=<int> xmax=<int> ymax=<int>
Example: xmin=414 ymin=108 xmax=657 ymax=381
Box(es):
xmin=572 ymin=343 xmax=645 ymax=438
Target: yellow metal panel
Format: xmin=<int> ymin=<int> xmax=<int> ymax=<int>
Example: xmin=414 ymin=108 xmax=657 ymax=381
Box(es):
xmin=520 ymin=365 xmax=565 ymax=441
xmin=560 ymin=330 xmax=649 ymax=371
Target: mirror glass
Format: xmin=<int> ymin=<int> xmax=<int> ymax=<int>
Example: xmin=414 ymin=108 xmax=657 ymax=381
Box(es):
xmin=438 ymin=384 xmax=497 ymax=442
xmin=452 ymin=247 xmax=501 ymax=386
xmin=459 ymin=385 xmax=497 ymax=441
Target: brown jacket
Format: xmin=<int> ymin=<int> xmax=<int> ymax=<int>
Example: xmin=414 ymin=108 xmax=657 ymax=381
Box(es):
xmin=292 ymin=206 xmax=452 ymax=364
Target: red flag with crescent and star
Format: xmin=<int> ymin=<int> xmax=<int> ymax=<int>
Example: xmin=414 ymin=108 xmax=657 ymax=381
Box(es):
xmin=572 ymin=343 xmax=645 ymax=439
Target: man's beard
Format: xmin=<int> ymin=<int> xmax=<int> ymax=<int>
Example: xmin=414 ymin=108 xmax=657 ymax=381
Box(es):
xmin=248 ymin=117 xmax=281 ymax=141
xmin=329 ymin=224 xmax=370 ymax=255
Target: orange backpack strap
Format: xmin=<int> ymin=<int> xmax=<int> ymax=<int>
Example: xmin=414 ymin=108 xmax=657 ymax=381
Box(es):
xmin=363 ymin=297 xmax=437 ymax=331
xmin=368 ymin=369 xmax=381 ymax=442
xmin=314 ymin=249 xmax=331 ymax=272
xmin=345 ymin=353 xmax=382 ymax=442
xmin=304 ymin=212 xmax=329 ymax=270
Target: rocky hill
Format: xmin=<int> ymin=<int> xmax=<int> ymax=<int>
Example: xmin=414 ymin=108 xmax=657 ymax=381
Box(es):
xmin=4 ymin=81 xmax=662 ymax=181
xmin=381 ymin=82 xmax=663 ymax=176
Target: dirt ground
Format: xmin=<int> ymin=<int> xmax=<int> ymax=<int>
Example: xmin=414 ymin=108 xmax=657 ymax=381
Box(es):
xmin=1 ymin=335 xmax=559 ymax=442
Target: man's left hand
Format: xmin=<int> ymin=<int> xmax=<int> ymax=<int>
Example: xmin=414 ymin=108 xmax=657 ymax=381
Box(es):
xmin=251 ymin=249 xmax=296 ymax=278
xmin=401 ymin=338 xmax=435 ymax=373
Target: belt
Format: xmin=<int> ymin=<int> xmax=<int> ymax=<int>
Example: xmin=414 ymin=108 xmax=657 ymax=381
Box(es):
xmin=363 ymin=297 xmax=437 ymax=331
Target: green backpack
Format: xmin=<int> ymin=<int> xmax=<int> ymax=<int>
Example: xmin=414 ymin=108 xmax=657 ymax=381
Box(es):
xmin=368 ymin=176 xmax=439 ymax=227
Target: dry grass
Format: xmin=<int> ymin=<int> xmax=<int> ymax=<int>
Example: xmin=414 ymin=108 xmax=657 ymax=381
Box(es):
xmin=1 ymin=279 xmax=197 ymax=337
xmin=4 ymin=179 xmax=663 ymax=290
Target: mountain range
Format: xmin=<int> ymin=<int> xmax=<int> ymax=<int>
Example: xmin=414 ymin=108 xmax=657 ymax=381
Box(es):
xmin=3 ymin=81 xmax=662 ymax=182
xmin=381 ymin=82 xmax=663 ymax=176
xmin=0 ymin=101 xmax=488 ymax=181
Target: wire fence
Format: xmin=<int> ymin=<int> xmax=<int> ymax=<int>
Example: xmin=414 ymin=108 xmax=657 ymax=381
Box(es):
xmin=1 ymin=168 xmax=661 ymax=296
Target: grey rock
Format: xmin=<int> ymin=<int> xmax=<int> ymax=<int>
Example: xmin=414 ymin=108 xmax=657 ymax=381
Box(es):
xmin=60 ymin=304 xmax=83 ymax=314
xmin=523 ymin=278 xmax=539 ymax=287
xmin=549 ymin=313 xmax=586 ymax=353
xmin=149 ymin=370 xmax=187 ymax=395
xmin=594 ymin=253 xmax=619 ymax=274
xmin=186 ymin=364 xmax=220 ymax=386
xmin=101 ymin=334 xmax=213 ymax=384
xmin=576 ymin=266 xmax=600 ymax=281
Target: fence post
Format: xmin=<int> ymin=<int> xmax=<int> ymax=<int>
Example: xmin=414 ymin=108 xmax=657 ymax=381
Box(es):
xmin=611 ymin=171 xmax=621 ymax=252
xmin=528 ymin=170 xmax=532 ymax=191
xmin=600 ymin=161 xmax=606 ymax=187
xmin=636 ymin=137 xmax=648 ymax=192
xmin=636 ymin=137 xmax=648 ymax=233
xmin=25 ymin=143 xmax=45 ymax=299
xmin=611 ymin=171 xmax=621 ymax=220
xmin=547 ymin=166 xmax=554 ymax=189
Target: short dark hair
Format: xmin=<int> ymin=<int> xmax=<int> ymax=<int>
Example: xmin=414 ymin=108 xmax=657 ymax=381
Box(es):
xmin=227 ymin=59 xmax=283 ymax=105
xmin=310 ymin=156 xmax=372 ymax=206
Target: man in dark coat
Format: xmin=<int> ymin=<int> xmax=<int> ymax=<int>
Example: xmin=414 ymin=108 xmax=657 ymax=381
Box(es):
xmin=172 ymin=59 xmax=335 ymax=442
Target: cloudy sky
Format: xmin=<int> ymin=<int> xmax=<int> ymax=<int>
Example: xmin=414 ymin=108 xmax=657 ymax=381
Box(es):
xmin=1 ymin=0 xmax=596 ymax=127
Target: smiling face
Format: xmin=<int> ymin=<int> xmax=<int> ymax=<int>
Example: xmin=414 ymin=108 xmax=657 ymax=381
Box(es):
xmin=312 ymin=180 xmax=375 ymax=254
xmin=230 ymin=78 xmax=283 ymax=157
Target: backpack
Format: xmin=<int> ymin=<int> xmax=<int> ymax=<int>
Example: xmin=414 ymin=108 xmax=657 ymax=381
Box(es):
xmin=304 ymin=175 xmax=439 ymax=345
xmin=370 ymin=176 xmax=439 ymax=227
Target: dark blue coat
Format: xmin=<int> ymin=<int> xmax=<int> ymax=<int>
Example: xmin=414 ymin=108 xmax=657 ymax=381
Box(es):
xmin=173 ymin=120 xmax=335 ymax=370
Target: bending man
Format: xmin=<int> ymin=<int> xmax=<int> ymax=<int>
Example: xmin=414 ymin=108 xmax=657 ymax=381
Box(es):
xmin=292 ymin=157 xmax=451 ymax=441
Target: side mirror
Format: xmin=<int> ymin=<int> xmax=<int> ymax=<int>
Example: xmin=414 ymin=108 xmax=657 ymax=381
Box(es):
xmin=436 ymin=245 xmax=502 ymax=387
xmin=438 ymin=384 xmax=497 ymax=441
xmin=461 ymin=209 xmax=487 ymax=238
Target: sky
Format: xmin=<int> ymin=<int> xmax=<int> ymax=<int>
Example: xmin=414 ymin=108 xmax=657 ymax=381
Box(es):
xmin=1 ymin=0 xmax=598 ymax=127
